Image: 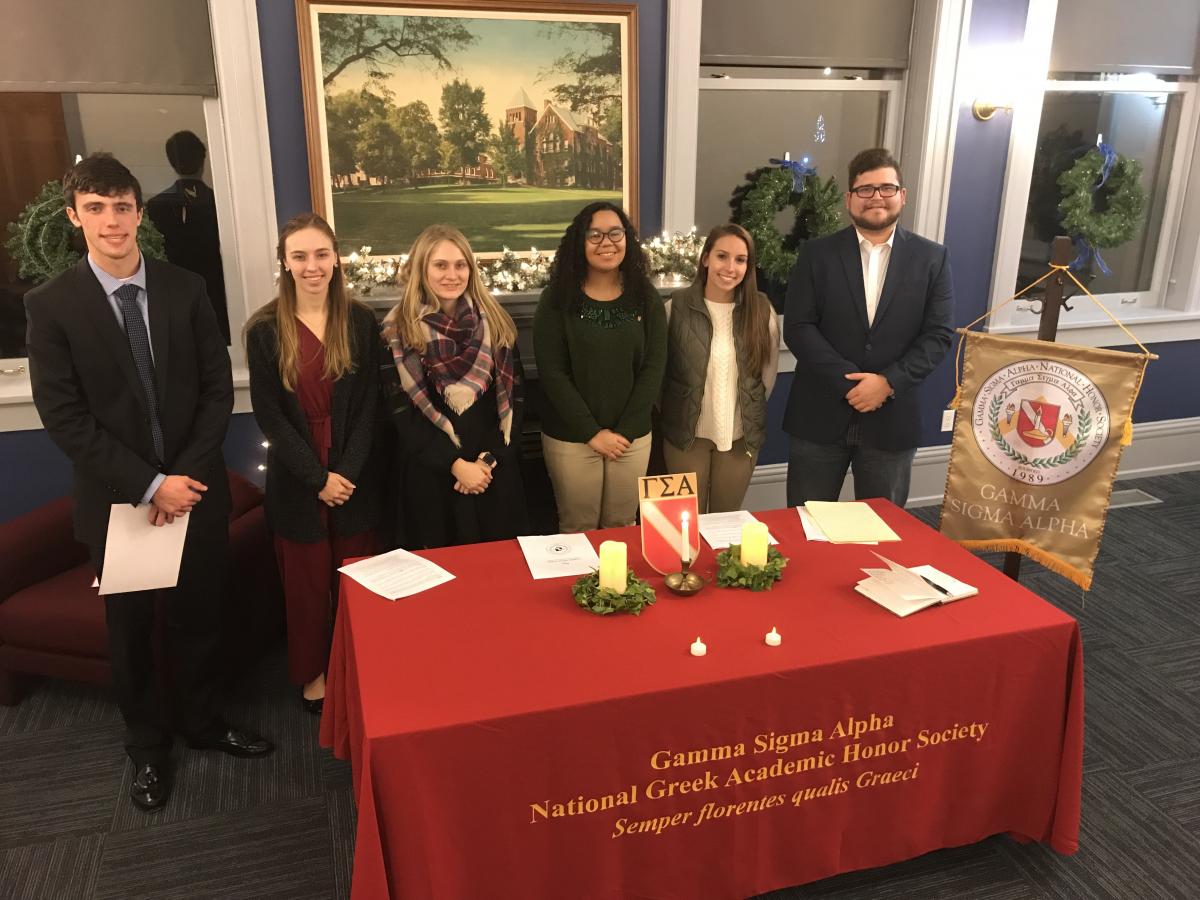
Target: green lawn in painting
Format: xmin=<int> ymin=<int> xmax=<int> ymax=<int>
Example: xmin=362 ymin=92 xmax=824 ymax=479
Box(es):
xmin=331 ymin=184 xmax=623 ymax=255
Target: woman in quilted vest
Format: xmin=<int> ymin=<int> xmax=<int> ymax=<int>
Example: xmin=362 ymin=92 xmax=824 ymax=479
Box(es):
xmin=660 ymin=224 xmax=779 ymax=513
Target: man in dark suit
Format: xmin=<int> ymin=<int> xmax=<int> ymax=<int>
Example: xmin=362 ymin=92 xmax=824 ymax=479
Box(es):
xmin=783 ymin=148 xmax=954 ymax=507
xmin=25 ymin=154 xmax=272 ymax=812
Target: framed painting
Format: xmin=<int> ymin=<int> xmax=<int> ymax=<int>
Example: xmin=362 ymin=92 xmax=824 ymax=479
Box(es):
xmin=295 ymin=0 xmax=638 ymax=256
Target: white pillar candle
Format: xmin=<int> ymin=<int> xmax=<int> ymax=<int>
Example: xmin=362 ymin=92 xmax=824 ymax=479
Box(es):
xmin=680 ymin=511 xmax=691 ymax=565
xmin=598 ymin=540 xmax=627 ymax=594
xmin=740 ymin=521 xmax=769 ymax=567
xmin=690 ymin=636 xmax=707 ymax=657
xmin=765 ymin=627 xmax=781 ymax=647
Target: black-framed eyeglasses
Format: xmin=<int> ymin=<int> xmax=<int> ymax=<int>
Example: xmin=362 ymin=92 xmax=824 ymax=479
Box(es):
xmin=585 ymin=227 xmax=627 ymax=245
xmin=850 ymin=183 xmax=902 ymax=199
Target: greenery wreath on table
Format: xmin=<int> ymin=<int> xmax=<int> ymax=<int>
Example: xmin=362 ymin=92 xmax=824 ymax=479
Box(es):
xmin=572 ymin=570 xmax=657 ymax=616
xmin=4 ymin=180 xmax=167 ymax=285
xmin=1057 ymin=150 xmax=1145 ymax=252
xmin=731 ymin=167 xmax=842 ymax=284
xmin=715 ymin=545 xmax=788 ymax=592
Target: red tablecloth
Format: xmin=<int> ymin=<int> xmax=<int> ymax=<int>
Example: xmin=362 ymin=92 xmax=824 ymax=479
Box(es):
xmin=321 ymin=502 xmax=1083 ymax=900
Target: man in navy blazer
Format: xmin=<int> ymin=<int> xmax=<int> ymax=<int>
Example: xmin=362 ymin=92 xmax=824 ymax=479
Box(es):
xmin=783 ymin=148 xmax=954 ymax=507
xmin=25 ymin=155 xmax=272 ymax=812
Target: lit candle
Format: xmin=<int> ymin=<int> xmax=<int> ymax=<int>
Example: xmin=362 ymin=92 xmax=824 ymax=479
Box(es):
xmin=764 ymin=627 xmax=781 ymax=647
xmin=680 ymin=511 xmax=691 ymax=566
xmin=690 ymin=636 xmax=707 ymax=657
xmin=597 ymin=541 xmax=627 ymax=594
xmin=740 ymin=521 xmax=769 ymax=567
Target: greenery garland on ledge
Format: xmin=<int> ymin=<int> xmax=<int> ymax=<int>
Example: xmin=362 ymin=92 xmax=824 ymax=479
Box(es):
xmin=572 ymin=570 xmax=657 ymax=616
xmin=715 ymin=545 xmax=788 ymax=592
xmin=5 ymin=180 xmax=167 ymax=285
xmin=1057 ymin=150 xmax=1145 ymax=251
xmin=731 ymin=167 xmax=842 ymax=284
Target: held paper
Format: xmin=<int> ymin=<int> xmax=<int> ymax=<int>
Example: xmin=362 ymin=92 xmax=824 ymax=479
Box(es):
xmin=98 ymin=505 xmax=189 ymax=595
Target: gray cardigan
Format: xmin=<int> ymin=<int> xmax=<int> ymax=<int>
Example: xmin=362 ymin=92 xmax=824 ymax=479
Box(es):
xmin=246 ymin=303 xmax=382 ymax=542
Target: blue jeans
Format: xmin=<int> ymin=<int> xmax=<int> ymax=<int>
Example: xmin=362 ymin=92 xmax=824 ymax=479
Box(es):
xmin=786 ymin=419 xmax=916 ymax=508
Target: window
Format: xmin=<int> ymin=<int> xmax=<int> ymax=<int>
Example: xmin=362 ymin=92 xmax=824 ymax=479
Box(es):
xmin=1 ymin=0 xmax=278 ymax=426
xmin=693 ymin=72 xmax=901 ymax=234
xmin=992 ymin=76 xmax=1197 ymax=336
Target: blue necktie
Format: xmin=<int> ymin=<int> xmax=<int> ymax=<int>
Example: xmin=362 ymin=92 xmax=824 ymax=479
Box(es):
xmin=114 ymin=283 xmax=164 ymax=462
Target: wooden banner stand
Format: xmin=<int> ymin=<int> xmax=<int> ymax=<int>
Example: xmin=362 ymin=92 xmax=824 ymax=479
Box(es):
xmin=1003 ymin=234 xmax=1074 ymax=583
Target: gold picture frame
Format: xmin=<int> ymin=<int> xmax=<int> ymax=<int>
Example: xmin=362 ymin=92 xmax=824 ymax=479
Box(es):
xmin=295 ymin=0 xmax=639 ymax=256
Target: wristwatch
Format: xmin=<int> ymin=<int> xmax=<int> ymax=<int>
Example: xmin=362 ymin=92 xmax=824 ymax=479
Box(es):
xmin=478 ymin=451 xmax=497 ymax=469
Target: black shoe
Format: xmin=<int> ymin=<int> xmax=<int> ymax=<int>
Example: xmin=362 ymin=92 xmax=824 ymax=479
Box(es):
xmin=130 ymin=762 xmax=169 ymax=811
xmin=186 ymin=727 xmax=274 ymax=758
xmin=301 ymin=690 xmax=324 ymax=716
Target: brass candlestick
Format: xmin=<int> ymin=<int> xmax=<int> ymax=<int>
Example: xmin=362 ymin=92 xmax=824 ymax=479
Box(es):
xmin=664 ymin=557 xmax=706 ymax=596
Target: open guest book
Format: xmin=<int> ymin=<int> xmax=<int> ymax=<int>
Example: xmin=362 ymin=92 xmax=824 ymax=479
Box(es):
xmin=854 ymin=554 xmax=977 ymax=617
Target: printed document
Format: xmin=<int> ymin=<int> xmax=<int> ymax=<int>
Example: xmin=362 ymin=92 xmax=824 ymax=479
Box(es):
xmin=338 ymin=548 xmax=455 ymax=600
xmin=517 ymin=533 xmax=601 ymax=580
xmin=697 ymin=510 xmax=778 ymax=550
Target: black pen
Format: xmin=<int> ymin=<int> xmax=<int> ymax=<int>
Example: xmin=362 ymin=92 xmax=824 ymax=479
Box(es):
xmin=919 ymin=574 xmax=951 ymax=596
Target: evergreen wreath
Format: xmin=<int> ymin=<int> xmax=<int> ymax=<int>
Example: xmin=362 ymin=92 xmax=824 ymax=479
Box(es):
xmin=715 ymin=545 xmax=788 ymax=591
xmin=5 ymin=180 xmax=167 ymax=285
xmin=731 ymin=167 xmax=842 ymax=284
xmin=571 ymin=570 xmax=656 ymax=616
xmin=1057 ymin=150 xmax=1145 ymax=250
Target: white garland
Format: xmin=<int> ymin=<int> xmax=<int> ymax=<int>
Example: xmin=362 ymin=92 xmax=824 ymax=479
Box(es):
xmin=342 ymin=227 xmax=704 ymax=297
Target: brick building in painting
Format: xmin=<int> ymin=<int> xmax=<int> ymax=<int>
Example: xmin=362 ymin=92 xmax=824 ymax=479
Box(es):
xmin=505 ymin=88 xmax=619 ymax=190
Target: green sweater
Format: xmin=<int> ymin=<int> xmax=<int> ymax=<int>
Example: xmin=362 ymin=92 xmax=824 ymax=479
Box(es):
xmin=533 ymin=286 xmax=667 ymax=443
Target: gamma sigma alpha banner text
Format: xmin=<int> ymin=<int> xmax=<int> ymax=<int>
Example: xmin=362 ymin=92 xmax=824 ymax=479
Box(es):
xmin=940 ymin=332 xmax=1150 ymax=589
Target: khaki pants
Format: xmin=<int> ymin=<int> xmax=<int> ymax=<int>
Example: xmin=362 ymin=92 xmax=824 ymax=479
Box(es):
xmin=663 ymin=436 xmax=758 ymax=514
xmin=541 ymin=432 xmax=652 ymax=532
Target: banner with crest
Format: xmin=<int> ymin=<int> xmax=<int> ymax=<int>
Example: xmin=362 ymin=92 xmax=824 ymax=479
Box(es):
xmin=940 ymin=332 xmax=1150 ymax=589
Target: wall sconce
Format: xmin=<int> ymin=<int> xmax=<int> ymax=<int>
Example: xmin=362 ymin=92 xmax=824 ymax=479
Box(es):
xmin=972 ymin=98 xmax=1013 ymax=121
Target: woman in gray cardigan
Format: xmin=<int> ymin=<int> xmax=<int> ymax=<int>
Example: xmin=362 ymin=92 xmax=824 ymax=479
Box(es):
xmin=660 ymin=224 xmax=779 ymax=513
xmin=246 ymin=214 xmax=382 ymax=714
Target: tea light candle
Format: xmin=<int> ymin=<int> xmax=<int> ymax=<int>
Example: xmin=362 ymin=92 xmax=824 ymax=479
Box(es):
xmin=598 ymin=540 xmax=627 ymax=594
xmin=765 ymin=627 xmax=781 ymax=647
xmin=690 ymin=636 xmax=707 ymax=657
xmin=740 ymin=521 xmax=769 ymax=567
xmin=680 ymin=511 xmax=691 ymax=565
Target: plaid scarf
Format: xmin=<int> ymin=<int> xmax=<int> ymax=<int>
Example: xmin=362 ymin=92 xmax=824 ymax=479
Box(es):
xmin=383 ymin=297 xmax=514 ymax=448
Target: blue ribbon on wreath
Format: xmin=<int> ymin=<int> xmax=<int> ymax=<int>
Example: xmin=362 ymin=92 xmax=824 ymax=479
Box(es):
xmin=1069 ymin=142 xmax=1117 ymax=276
xmin=768 ymin=156 xmax=817 ymax=192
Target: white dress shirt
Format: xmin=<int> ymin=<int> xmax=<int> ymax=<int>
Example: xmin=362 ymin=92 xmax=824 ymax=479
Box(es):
xmin=855 ymin=227 xmax=895 ymax=326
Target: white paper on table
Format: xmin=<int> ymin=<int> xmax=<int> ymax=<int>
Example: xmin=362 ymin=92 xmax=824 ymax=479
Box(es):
xmin=517 ymin=533 xmax=600 ymax=580
xmin=98 ymin=504 xmax=189 ymax=595
xmin=338 ymin=547 xmax=455 ymax=600
xmin=797 ymin=507 xmax=878 ymax=544
xmin=697 ymin=510 xmax=778 ymax=550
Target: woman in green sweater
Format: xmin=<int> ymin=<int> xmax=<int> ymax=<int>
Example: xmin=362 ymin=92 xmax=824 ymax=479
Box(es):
xmin=534 ymin=202 xmax=667 ymax=532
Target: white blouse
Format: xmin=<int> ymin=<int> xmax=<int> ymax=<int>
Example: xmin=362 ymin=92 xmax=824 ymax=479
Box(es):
xmin=666 ymin=298 xmax=780 ymax=453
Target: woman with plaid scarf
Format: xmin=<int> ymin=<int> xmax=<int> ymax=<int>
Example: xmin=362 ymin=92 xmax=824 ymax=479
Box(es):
xmin=382 ymin=225 xmax=528 ymax=548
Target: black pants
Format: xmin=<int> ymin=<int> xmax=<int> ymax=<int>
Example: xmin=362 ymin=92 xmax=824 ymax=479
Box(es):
xmin=92 ymin=506 xmax=229 ymax=767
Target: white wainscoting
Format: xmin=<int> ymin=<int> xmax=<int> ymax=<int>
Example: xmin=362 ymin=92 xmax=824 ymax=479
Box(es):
xmin=742 ymin=416 xmax=1200 ymax=511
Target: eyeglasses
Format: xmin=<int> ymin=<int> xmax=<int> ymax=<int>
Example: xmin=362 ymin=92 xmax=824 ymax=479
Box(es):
xmin=585 ymin=227 xmax=626 ymax=245
xmin=849 ymin=183 xmax=902 ymax=199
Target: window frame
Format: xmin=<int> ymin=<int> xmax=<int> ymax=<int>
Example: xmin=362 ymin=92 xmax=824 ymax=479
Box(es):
xmin=987 ymin=77 xmax=1200 ymax=342
xmin=0 ymin=0 xmax=277 ymax=427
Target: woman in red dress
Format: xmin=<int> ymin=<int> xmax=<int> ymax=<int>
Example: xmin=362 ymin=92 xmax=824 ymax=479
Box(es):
xmin=246 ymin=214 xmax=382 ymax=713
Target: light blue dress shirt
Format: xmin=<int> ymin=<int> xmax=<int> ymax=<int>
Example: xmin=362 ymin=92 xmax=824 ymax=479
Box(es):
xmin=88 ymin=253 xmax=165 ymax=504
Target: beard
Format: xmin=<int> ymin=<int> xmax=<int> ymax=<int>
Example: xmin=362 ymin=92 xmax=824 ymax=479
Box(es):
xmin=849 ymin=206 xmax=901 ymax=234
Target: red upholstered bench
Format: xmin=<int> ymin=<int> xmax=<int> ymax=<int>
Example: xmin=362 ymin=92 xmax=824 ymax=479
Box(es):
xmin=0 ymin=470 xmax=283 ymax=705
